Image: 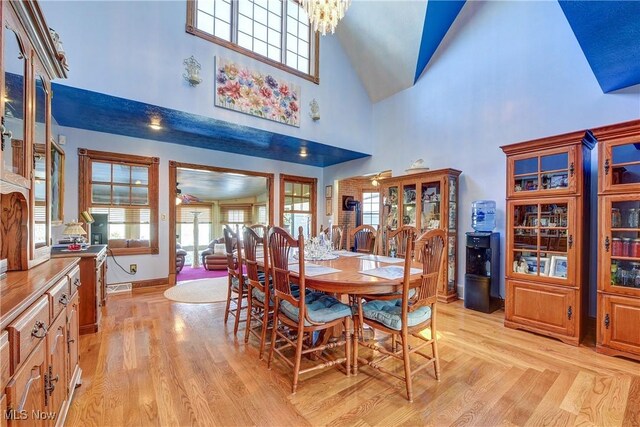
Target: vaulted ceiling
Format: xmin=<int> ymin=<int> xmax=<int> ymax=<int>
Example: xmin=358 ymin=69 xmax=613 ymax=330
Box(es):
xmin=336 ymin=0 xmax=640 ymax=102
xmin=336 ymin=0 xmax=465 ymax=102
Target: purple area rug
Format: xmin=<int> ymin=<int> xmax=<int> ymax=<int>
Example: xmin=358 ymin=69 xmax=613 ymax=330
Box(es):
xmin=177 ymin=266 xmax=228 ymax=283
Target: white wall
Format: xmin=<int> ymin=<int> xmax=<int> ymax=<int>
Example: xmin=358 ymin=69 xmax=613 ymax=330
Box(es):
xmin=324 ymin=1 xmax=640 ymax=315
xmin=41 ymin=0 xmax=373 ymax=154
xmin=55 ymin=126 xmax=323 ymax=284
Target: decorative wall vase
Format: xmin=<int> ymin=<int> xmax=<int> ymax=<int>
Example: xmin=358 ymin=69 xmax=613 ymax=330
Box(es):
xmin=215 ymin=57 xmax=301 ymax=127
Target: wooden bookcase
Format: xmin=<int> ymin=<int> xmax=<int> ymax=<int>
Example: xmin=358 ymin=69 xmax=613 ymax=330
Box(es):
xmin=379 ymin=168 xmax=461 ymax=303
xmin=593 ymin=119 xmax=640 ymax=361
xmin=501 ymin=131 xmax=595 ymax=346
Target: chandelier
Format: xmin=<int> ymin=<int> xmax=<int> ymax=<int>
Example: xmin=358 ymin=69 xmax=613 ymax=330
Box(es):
xmin=300 ymin=0 xmax=351 ymax=36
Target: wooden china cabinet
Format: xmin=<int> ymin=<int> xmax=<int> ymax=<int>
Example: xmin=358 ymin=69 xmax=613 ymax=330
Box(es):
xmin=0 ymin=1 xmax=82 ymax=426
xmin=594 ymin=119 xmax=640 ymax=361
xmin=501 ymin=131 xmax=595 ymax=346
xmin=379 ymin=168 xmax=461 ymax=303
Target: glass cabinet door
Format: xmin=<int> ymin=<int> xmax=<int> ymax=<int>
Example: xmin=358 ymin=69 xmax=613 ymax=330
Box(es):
xmin=33 ymin=76 xmax=49 ymax=249
xmin=384 ymin=186 xmax=399 ymax=230
xmin=2 ymin=25 xmax=28 ymax=182
xmin=402 ymin=183 xmax=416 ymax=227
xmin=447 ymin=235 xmax=456 ymax=293
xmin=420 ymin=181 xmax=440 ymax=232
xmin=602 ymin=196 xmax=640 ymax=297
xmin=509 ymin=199 xmax=575 ymax=285
xmin=602 ymin=139 xmax=640 ymax=192
xmin=510 ymin=147 xmax=576 ymax=197
xmin=448 ymin=176 xmax=457 ymax=232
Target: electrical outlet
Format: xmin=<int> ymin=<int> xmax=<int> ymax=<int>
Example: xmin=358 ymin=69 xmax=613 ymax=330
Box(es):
xmin=130 ymin=264 xmax=137 ymax=274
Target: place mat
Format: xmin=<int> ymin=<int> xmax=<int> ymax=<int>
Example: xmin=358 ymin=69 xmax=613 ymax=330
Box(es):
xmin=359 ymin=266 xmax=422 ymax=280
xmin=358 ymin=254 xmax=405 ymax=264
xmin=289 ymin=263 xmax=342 ymax=277
xmin=334 ymin=250 xmax=363 ymax=257
xmin=306 ymin=253 xmax=339 ymax=261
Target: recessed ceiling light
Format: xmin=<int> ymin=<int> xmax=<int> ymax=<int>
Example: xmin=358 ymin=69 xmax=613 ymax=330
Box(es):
xmin=149 ymin=123 xmax=162 ymax=130
xmin=300 ymin=149 xmax=308 ymax=158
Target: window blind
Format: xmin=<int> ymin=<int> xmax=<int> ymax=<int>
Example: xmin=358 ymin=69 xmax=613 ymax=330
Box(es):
xmin=177 ymin=205 xmax=212 ymax=224
xmin=220 ymin=204 xmax=252 ymax=224
xmin=90 ymin=207 xmax=151 ymax=224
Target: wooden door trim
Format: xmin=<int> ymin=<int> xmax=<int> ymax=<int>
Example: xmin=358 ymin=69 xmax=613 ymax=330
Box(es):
xmin=168 ymin=161 xmax=275 ymax=286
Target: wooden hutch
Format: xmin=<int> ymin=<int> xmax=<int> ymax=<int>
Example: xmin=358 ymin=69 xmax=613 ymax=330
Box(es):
xmin=501 ymin=131 xmax=594 ymax=346
xmin=0 ymin=1 xmax=82 ymax=425
xmin=594 ymin=119 xmax=640 ymax=361
xmin=379 ymin=168 xmax=461 ymax=303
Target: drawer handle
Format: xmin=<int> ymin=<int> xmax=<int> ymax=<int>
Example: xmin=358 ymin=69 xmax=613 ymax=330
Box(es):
xmin=73 ymin=278 xmax=81 ymax=287
xmin=59 ymin=294 xmax=70 ymax=306
xmin=31 ymin=321 xmax=48 ymax=339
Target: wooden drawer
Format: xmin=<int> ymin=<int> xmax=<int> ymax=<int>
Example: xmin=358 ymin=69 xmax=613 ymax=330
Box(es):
xmin=47 ymin=277 xmax=71 ymax=321
xmin=5 ymin=340 xmax=46 ymax=427
xmin=0 ymin=393 xmax=6 ymax=427
xmin=599 ymin=294 xmax=640 ymax=356
xmin=506 ymin=280 xmax=577 ymax=338
xmin=68 ymin=266 xmax=81 ymax=297
xmin=0 ymin=332 xmax=9 ymax=390
xmin=6 ymin=296 xmax=50 ymax=375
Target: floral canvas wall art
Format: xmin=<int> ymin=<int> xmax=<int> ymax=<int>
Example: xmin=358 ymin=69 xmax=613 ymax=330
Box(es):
xmin=215 ymin=57 xmax=301 ymax=127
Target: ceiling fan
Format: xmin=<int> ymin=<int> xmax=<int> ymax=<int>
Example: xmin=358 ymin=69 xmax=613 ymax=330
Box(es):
xmin=175 ymin=183 xmax=201 ymax=205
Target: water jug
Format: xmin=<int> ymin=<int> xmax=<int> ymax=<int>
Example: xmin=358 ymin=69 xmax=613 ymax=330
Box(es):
xmin=472 ymin=200 xmax=496 ymax=232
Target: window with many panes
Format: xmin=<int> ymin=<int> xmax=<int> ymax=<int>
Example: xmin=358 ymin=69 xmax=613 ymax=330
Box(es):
xmin=362 ymin=191 xmax=380 ymax=227
xmin=78 ymin=149 xmax=159 ymax=255
xmin=188 ymin=0 xmax=318 ymax=81
xmin=280 ymin=174 xmax=316 ymax=237
xmin=221 ymin=205 xmax=252 ymax=235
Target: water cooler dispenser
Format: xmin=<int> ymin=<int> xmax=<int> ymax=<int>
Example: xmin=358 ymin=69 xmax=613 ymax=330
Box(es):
xmin=464 ymin=200 xmax=501 ymax=313
xmin=465 ymin=232 xmax=501 ymax=313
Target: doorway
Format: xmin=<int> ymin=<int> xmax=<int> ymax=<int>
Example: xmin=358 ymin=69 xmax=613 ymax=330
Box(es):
xmin=168 ymin=162 xmax=274 ymax=285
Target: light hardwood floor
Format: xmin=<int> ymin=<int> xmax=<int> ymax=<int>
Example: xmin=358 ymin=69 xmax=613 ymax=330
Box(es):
xmin=66 ymin=286 xmax=639 ymax=427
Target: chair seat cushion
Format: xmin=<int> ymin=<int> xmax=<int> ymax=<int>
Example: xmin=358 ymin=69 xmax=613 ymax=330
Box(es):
xmin=362 ymin=299 xmax=431 ymax=331
xmin=231 ymin=275 xmax=248 ymax=291
xmin=280 ymin=292 xmax=351 ymax=326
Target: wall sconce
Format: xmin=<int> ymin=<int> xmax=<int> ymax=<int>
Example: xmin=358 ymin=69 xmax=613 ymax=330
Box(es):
xmin=183 ymin=55 xmax=202 ymax=87
xmin=309 ymin=99 xmax=320 ymax=121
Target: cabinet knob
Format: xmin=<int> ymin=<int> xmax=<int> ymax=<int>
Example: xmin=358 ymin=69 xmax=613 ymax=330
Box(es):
xmin=604 ymin=236 xmax=610 ymax=252
xmin=59 ymin=294 xmax=70 ymax=306
xmin=568 ymin=235 xmax=573 ymax=249
xmin=567 ymin=305 xmax=572 ymax=320
xmin=604 ymin=313 xmax=610 ymax=329
xmin=31 ymin=320 xmax=48 ymax=339
xmin=604 ymin=158 xmax=610 ymax=175
xmin=569 ymin=162 xmax=575 ymax=177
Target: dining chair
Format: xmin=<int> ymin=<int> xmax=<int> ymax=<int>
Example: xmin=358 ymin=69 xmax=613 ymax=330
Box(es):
xmin=243 ymin=226 xmax=272 ymax=359
xmin=385 ymin=226 xmax=419 ymax=258
xmin=267 ymin=226 xmax=352 ymax=393
xmin=223 ymin=225 xmax=247 ymax=336
xmin=331 ymin=225 xmax=344 ymax=250
xmin=354 ymin=229 xmax=446 ymax=402
xmin=346 ymin=224 xmax=377 ymax=253
xmin=249 ymin=224 xmax=267 ymax=238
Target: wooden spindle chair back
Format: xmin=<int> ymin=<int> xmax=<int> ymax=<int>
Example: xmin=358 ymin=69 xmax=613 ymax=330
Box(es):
xmin=404 ymin=229 xmax=446 ymax=314
xmin=243 ymin=226 xmax=268 ymax=294
xmin=223 ymin=225 xmax=243 ymax=280
xmin=386 ymin=226 xmax=418 ymax=258
xmin=268 ymin=226 xmax=306 ymax=312
xmin=348 ymin=224 xmax=377 ymax=253
xmin=331 ymin=225 xmax=343 ymax=250
xmin=250 ymin=224 xmax=267 ymax=238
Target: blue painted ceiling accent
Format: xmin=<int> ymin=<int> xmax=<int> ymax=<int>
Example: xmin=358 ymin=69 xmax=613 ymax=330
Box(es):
xmin=414 ymin=0 xmax=466 ymax=83
xmin=47 ymin=82 xmax=369 ymax=167
xmin=559 ymin=1 xmax=640 ymax=93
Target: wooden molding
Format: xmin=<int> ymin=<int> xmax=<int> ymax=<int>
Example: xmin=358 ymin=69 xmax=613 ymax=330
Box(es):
xmin=185 ymin=0 xmax=320 ymax=84
xmin=168 ymin=161 xmax=275 ymax=278
xmin=279 ymin=173 xmax=318 ymax=236
xmin=131 ymin=277 xmax=168 ymax=289
xmin=591 ymin=119 xmax=640 ymax=142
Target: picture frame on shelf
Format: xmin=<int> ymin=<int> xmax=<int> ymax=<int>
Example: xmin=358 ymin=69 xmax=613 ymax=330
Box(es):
xmin=325 ymin=185 xmax=333 ymax=198
xmin=523 ymin=256 xmax=550 ymax=276
xmin=549 ymin=255 xmax=568 ymax=278
xmin=325 ymin=198 xmax=332 ymax=216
